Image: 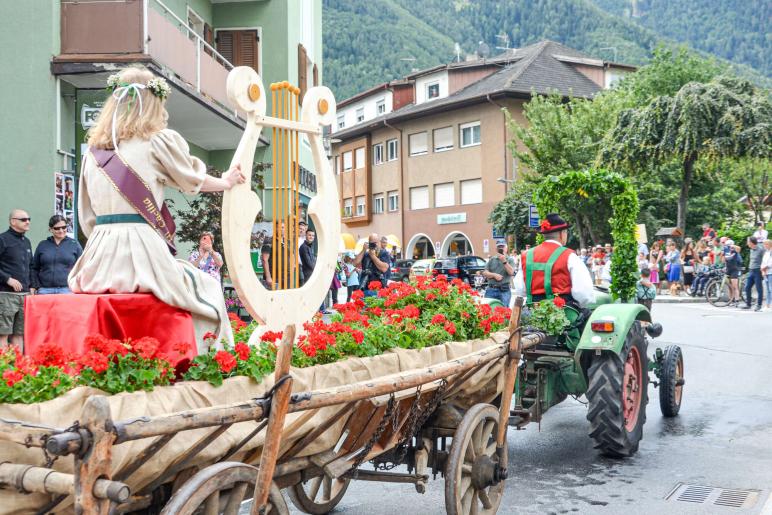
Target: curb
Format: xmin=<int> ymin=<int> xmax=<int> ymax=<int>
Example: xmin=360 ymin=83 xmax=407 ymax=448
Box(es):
xmin=653 ymin=297 xmax=707 ymax=304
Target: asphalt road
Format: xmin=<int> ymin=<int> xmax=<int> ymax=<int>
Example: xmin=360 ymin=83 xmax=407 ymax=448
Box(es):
xmin=283 ymin=303 xmax=772 ymax=515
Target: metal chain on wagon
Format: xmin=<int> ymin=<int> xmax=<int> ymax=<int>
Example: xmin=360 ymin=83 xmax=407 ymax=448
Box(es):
xmin=348 ymin=393 xmax=398 ymax=475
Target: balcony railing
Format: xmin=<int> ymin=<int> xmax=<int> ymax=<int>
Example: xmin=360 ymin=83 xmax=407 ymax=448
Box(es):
xmin=60 ymin=0 xmax=234 ymax=109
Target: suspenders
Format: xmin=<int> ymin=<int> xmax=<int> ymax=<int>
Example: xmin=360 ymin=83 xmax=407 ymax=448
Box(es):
xmin=524 ymin=245 xmax=570 ymax=304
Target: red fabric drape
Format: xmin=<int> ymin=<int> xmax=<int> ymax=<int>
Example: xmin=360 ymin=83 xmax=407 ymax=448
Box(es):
xmin=24 ymin=293 xmax=196 ymax=365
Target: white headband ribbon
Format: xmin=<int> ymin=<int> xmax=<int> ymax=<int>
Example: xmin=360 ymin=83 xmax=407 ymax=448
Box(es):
xmin=111 ymin=83 xmax=146 ymax=149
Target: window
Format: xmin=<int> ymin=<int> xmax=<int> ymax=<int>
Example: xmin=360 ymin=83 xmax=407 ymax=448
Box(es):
xmin=460 ymin=121 xmax=481 ymax=147
xmin=409 ymin=132 xmax=428 ymax=156
xmin=410 ymin=186 xmax=429 ymax=210
xmin=373 ymin=194 xmax=385 ymax=214
xmin=343 ymin=198 xmax=353 ymax=217
xmin=434 ymin=182 xmax=455 ymax=207
xmin=356 ymin=108 xmax=364 ymax=123
xmin=387 ymin=139 xmax=399 ymax=161
xmin=426 ymin=82 xmax=440 ymax=100
xmin=460 ymin=179 xmax=482 ymax=205
xmin=354 ymin=147 xmax=365 ymax=168
xmin=373 ymin=143 xmax=384 ymax=165
xmin=187 ymin=7 xmax=205 ymax=39
xmin=376 ymin=99 xmax=386 ymax=115
xmin=388 ymin=191 xmax=399 ymax=211
xmin=342 ymin=151 xmax=352 ymax=171
xmin=433 ymin=126 xmax=453 ymax=152
xmin=337 ymin=114 xmax=345 ymax=129
xmin=356 ymin=196 xmax=366 ymax=216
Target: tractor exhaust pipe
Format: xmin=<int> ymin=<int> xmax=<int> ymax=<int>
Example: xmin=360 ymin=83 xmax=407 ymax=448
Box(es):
xmin=646 ymin=323 xmax=663 ymax=338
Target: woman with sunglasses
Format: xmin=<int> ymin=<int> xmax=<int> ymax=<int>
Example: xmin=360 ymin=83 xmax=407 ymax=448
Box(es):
xmin=31 ymin=215 xmax=82 ymax=294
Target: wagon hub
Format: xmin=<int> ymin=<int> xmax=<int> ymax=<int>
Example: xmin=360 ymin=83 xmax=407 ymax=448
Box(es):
xmin=471 ymin=454 xmax=502 ymax=490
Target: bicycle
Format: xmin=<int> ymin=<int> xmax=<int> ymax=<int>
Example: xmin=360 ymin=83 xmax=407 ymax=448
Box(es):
xmin=704 ymin=268 xmax=733 ymax=307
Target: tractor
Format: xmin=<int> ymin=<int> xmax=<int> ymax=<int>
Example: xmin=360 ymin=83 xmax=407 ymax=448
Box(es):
xmin=485 ymin=288 xmax=684 ymax=457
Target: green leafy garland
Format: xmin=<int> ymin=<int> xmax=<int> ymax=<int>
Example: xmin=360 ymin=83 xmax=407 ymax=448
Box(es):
xmin=533 ymin=169 xmax=639 ymax=302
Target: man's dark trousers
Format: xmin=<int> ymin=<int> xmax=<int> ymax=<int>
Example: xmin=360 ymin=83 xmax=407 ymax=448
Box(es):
xmin=745 ymin=268 xmax=763 ymax=308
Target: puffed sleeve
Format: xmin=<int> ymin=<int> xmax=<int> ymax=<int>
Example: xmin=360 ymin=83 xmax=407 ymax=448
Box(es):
xmin=150 ymin=129 xmax=207 ymax=195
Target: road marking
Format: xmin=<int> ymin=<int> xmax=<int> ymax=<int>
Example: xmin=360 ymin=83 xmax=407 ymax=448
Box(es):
xmin=760 ymin=490 xmax=772 ymax=515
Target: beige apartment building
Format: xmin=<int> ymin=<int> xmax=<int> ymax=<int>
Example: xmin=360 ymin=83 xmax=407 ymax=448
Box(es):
xmin=331 ymin=40 xmax=634 ymax=260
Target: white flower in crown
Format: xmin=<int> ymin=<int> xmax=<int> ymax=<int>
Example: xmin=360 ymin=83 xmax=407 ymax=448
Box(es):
xmin=147 ymin=77 xmax=171 ymax=100
xmin=106 ymin=73 xmax=121 ymax=91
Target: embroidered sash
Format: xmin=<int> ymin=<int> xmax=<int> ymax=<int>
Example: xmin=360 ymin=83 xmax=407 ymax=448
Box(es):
xmin=89 ymin=147 xmax=177 ymax=255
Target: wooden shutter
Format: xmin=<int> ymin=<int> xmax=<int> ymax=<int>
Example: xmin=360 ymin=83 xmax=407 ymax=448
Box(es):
xmin=298 ymin=44 xmax=308 ymax=102
xmin=216 ymin=30 xmax=259 ymax=71
xmin=203 ymin=23 xmax=214 ymax=56
xmin=312 ymin=63 xmax=319 ymax=87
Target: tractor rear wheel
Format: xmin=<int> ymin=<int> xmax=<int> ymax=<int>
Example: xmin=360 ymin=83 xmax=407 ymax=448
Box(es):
xmin=658 ymin=345 xmax=684 ymax=417
xmin=586 ymin=322 xmax=649 ymax=458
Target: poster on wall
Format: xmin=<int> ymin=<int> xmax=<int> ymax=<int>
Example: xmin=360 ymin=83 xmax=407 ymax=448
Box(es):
xmin=54 ymin=172 xmax=76 ymax=239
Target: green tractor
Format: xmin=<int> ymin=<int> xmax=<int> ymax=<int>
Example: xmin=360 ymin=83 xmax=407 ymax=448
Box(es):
xmin=505 ymin=290 xmax=684 ymax=457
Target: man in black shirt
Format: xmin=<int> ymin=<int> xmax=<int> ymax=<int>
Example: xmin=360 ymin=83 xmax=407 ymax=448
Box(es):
xmin=299 ymin=229 xmax=316 ymax=284
xmin=0 ymin=210 xmax=33 ymax=348
xmin=354 ymin=233 xmax=390 ymax=297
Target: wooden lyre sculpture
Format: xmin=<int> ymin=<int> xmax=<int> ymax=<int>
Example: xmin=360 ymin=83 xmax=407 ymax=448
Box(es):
xmin=222 ymin=67 xmax=340 ymax=345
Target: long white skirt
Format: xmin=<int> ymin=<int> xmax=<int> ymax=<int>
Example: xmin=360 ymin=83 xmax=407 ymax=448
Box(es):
xmin=68 ymin=223 xmax=232 ymax=351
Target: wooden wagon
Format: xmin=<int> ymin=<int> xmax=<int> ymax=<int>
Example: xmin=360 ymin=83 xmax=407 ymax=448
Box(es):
xmin=0 ymin=300 xmax=548 ymax=515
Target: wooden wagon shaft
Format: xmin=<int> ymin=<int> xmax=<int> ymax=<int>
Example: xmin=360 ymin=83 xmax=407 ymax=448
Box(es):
xmin=114 ymin=433 xmax=176 ymax=482
xmin=220 ymin=418 xmax=269 ymax=462
xmin=0 ymin=463 xmax=129 ymax=502
xmin=496 ymin=297 xmax=525 ymax=472
xmin=74 ymin=396 xmax=116 ymax=515
xmin=251 ymin=325 xmax=295 ymax=514
xmin=0 ymin=418 xmax=62 ymax=447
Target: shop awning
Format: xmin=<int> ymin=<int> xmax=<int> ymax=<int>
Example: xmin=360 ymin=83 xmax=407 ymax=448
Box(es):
xmin=354 ymin=237 xmax=369 ymax=253
xmin=340 ymin=233 xmax=356 ymax=252
xmin=384 ymin=234 xmax=401 ymax=249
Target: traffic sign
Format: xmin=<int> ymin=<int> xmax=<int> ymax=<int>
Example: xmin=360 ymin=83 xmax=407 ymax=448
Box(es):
xmin=528 ymin=205 xmax=539 ymax=228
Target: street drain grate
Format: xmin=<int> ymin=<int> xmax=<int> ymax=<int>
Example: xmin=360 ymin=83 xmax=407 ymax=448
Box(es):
xmin=666 ymin=483 xmax=760 ymax=509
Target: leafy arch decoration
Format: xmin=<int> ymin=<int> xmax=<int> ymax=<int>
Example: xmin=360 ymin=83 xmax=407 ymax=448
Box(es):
xmin=533 ymin=169 xmax=639 ymax=302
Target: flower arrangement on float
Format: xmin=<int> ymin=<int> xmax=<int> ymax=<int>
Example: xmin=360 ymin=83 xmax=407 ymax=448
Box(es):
xmin=0 ymin=275 xmax=512 ymax=404
xmin=522 ymin=295 xmax=570 ymax=336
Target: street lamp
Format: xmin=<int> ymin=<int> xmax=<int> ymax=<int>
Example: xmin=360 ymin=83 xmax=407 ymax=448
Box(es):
xmin=497 ymin=176 xmax=516 ymax=194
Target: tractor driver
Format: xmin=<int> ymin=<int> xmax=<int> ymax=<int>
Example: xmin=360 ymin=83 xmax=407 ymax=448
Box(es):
xmin=513 ymin=213 xmax=595 ymax=308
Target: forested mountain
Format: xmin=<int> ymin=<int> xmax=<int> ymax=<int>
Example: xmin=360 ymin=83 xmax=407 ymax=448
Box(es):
xmin=323 ymin=0 xmax=770 ymax=100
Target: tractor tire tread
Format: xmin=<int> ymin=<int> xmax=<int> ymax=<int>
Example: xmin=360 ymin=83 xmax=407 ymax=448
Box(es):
xmin=658 ymin=345 xmax=683 ymax=417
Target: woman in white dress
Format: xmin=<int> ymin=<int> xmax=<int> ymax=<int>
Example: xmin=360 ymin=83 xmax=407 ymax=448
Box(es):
xmin=68 ymin=67 xmax=245 ymax=351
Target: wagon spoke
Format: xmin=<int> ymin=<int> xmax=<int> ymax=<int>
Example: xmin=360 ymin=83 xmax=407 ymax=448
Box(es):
xmin=485 ymin=440 xmax=497 ymax=457
xmin=461 ymin=483 xmax=474 ymax=514
xmin=461 ymin=463 xmax=473 ymax=475
xmin=479 ymin=488 xmax=493 ymax=509
xmin=203 ymin=490 xmax=219 ymax=515
xmin=322 ymin=475 xmax=332 ymax=502
xmin=465 ymin=439 xmax=477 ymax=462
xmin=308 ymin=476 xmax=323 ymax=502
xmin=470 ymin=489 xmax=480 ymax=515
xmin=223 ymin=482 xmax=249 ymax=515
xmin=476 ymin=421 xmax=495 ymax=454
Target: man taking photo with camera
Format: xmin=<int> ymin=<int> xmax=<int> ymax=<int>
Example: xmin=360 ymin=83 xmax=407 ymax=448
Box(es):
xmin=482 ymin=241 xmax=516 ymax=307
xmin=354 ymin=233 xmax=390 ymax=297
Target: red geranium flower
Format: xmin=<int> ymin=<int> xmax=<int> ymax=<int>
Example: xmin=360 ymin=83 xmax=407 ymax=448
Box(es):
xmin=368 ymin=280 xmax=382 ymax=291
xmin=443 ymin=321 xmax=457 ymax=335
xmin=80 ymin=351 xmax=109 ymax=374
xmin=214 ymin=350 xmax=237 ymax=373
xmin=32 ymin=342 xmax=68 ymax=368
xmin=234 ymin=343 xmax=250 ymax=361
xmin=351 ymin=290 xmax=364 ymax=300
xmin=540 ymin=220 xmax=552 ymax=232
xmin=351 ymin=330 xmax=364 ymax=344
xmin=131 ymin=337 xmax=160 ymax=360
xmin=203 ymin=331 xmax=218 ymax=341
xmin=2 ymin=369 xmax=24 ymax=387
xmin=553 ymin=296 xmax=566 ymax=308
xmin=260 ymin=331 xmax=284 ymax=343
xmin=431 ymin=314 xmax=447 ymax=325
xmin=425 ymin=293 xmax=437 ymax=301
xmin=172 ymin=341 xmax=192 ymax=355
xmin=84 ymin=334 xmax=127 ymax=356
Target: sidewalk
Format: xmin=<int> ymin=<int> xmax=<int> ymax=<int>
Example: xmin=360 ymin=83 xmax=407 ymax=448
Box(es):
xmin=653 ymin=290 xmax=706 ymax=304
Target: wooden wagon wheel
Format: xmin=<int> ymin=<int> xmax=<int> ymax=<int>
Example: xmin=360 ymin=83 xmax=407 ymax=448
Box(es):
xmin=288 ymin=471 xmax=350 ymax=514
xmin=160 ymin=462 xmax=288 ymax=515
xmin=445 ymin=404 xmax=506 ymax=515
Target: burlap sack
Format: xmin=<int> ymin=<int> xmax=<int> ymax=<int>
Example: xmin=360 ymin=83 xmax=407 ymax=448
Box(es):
xmin=0 ymin=333 xmax=507 ymax=514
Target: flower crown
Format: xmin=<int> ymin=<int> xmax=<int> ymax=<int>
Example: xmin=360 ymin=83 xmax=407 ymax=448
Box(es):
xmin=106 ymin=73 xmax=171 ymax=100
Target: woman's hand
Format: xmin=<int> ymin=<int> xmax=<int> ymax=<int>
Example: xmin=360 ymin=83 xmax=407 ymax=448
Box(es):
xmin=223 ymin=164 xmax=246 ymax=190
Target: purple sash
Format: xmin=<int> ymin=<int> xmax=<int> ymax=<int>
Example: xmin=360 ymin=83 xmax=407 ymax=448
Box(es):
xmin=90 ymin=147 xmax=177 ymax=255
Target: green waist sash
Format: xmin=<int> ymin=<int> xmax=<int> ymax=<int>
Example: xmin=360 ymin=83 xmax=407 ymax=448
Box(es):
xmin=95 ymin=214 xmax=147 ymax=225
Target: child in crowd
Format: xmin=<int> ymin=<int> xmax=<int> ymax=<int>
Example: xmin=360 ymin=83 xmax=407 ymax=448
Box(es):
xmin=636 ymin=268 xmax=657 ymax=312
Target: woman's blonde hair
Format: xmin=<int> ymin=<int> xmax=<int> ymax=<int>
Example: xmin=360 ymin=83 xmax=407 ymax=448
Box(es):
xmin=87 ymin=67 xmax=168 ymax=149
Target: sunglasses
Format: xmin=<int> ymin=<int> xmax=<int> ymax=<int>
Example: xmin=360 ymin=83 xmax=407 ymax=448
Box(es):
xmin=13 ymin=217 xmax=31 ymax=222
xmin=51 ymin=226 xmax=67 ymax=231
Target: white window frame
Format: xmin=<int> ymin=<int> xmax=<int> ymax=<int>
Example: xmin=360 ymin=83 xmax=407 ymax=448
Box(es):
xmin=354 ymin=147 xmax=365 ymax=169
xmin=387 ymin=139 xmax=399 ymax=161
xmin=426 ymin=81 xmax=440 ymax=100
xmin=356 ymin=107 xmax=364 ymax=123
xmin=343 ymin=198 xmax=353 ymax=217
xmin=342 ymin=151 xmax=352 ymax=171
xmin=356 ymin=196 xmax=366 ymax=216
xmin=433 ymin=126 xmax=453 ymax=152
xmin=434 ymin=182 xmax=455 ymax=208
xmin=337 ymin=113 xmax=345 ymax=129
xmin=373 ymin=194 xmax=385 ymax=214
xmin=409 ymin=132 xmax=428 ymax=156
xmin=187 ymin=6 xmax=205 ymax=39
xmin=410 ymin=186 xmax=429 ymax=210
xmin=460 ymin=121 xmax=481 ymax=148
xmin=460 ymin=179 xmax=482 ymax=205
xmin=373 ymin=143 xmax=384 ymax=165
xmin=376 ymin=98 xmax=386 ymax=115
xmin=388 ymin=191 xmax=399 ymax=212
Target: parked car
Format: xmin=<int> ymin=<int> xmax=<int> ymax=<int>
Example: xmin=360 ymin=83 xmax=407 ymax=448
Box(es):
xmin=409 ymin=258 xmax=437 ymax=283
xmin=390 ymin=259 xmax=414 ymax=283
xmin=432 ymin=256 xmax=488 ymax=286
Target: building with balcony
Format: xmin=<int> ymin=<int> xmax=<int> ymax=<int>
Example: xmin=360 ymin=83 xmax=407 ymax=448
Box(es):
xmin=0 ymin=0 xmax=322 ymax=249
xmin=330 ymin=40 xmax=635 ymax=260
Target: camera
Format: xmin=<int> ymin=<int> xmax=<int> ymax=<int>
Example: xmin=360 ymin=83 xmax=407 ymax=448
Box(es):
xmin=368 ymin=241 xmax=377 ymax=250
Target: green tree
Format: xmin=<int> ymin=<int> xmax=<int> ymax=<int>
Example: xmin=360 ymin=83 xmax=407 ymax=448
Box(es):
xmin=601 ymin=75 xmax=772 ymax=233
xmin=487 ymin=181 xmax=538 ymax=251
